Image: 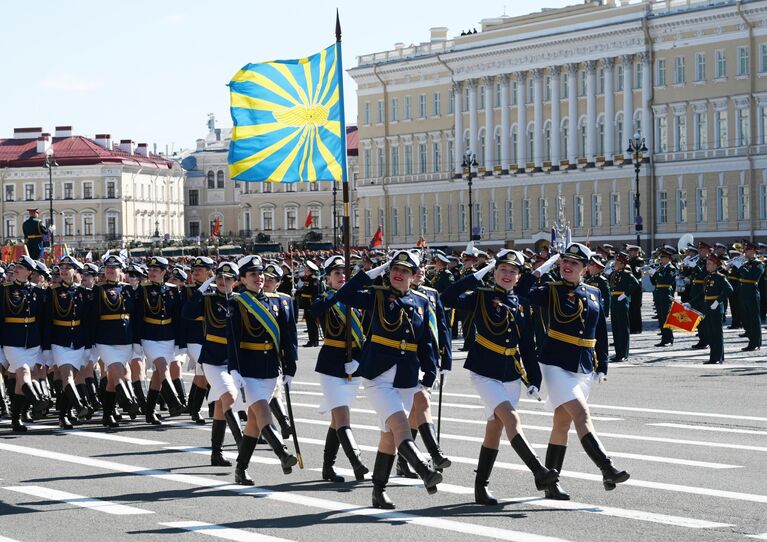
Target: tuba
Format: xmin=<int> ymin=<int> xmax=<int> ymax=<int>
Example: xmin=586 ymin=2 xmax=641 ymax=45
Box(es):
xmin=678 ymin=233 xmax=694 ymax=256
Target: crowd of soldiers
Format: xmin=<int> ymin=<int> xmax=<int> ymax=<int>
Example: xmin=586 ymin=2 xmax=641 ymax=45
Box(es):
xmin=3 ymin=214 xmax=762 ymax=508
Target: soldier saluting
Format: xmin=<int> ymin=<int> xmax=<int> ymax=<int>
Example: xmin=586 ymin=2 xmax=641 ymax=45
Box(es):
xmin=22 ymin=208 xmax=52 ymax=261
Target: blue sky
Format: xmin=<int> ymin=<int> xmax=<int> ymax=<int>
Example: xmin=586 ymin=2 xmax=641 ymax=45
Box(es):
xmin=0 ymin=0 xmax=572 ymax=153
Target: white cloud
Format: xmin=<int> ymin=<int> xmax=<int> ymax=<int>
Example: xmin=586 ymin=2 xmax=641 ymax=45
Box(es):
xmin=41 ymin=74 xmax=101 ymax=92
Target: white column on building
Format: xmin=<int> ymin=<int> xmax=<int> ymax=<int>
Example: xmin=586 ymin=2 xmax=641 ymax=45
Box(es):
xmin=468 ymin=79 xmax=479 ymax=160
xmin=483 ymin=75 xmax=494 ymax=170
xmin=516 ymin=71 xmax=527 ymax=171
xmin=550 ymin=66 xmax=561 ymax=169
xmin=602 ymin=57 xmax=615 ymax=163
xmin=453 ymin=81 xmax=464 ymax=175
xmin=532 ymin=68 xmax=544 ymax=171
xmin=640 ymin=51 xmax=653 ymax=156
xmin=585 ymin=60 xmax=597 ymax=165
xmin=566 ymin=63 xmax=578 ymax=166
xmin=499 ymin=74 xmax=510 ymax=172
xmin=622 ymin=54 xmax=634 ymax=157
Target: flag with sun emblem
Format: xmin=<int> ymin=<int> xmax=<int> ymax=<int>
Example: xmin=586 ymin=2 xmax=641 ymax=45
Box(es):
xmin=227 ymin=43 xmax=346 ymax=183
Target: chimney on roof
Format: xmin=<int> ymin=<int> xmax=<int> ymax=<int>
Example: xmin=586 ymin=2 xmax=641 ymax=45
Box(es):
xmin=14 ymin=127 xmax=43 ymax=139
xmin=36 ymin=134 xmax=51 ymax=154
xmin=136 ymin=143 xmax=149 ymax=157
xmin=54 ymin=125 xmax=73 ymax=138
xmin=196 ymin=138 xmax=207 ymax=151
xmin=118 ymin=139 xmax=135 ymax=155
xmin=393 ymin=42 xmax=405 ymax=50
xmin=94 ymin=134 xmax=111 ymax=149
xmin=429 ymin=27 xmax=448 ymax=43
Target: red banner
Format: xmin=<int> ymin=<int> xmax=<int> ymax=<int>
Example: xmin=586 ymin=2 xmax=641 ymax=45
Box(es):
xmin=663 ymin=301 xmax=703 ymax=333
xmin=368 ymin=225 xmax=383 ymax=249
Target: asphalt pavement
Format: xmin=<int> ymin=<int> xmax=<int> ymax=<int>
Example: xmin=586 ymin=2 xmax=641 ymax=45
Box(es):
xmin=1 ymin=299 xmax=766 ymax=542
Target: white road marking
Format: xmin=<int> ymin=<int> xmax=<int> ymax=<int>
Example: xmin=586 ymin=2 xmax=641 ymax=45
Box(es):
xmin=746 ymin=534 xmax=767 ymax=540
xmin=8 ymin=423 xmax=167 ymax=446
xmin=159 ymin=521 xmax=293 ymax=542
xmin=647 ymin=423 xmax=767 ymax=436
xmin=0 ymin=537 xmax=23 ymax=542
xmin=0 ymin=442 xmax=571 ymax=542
xmin=3 ymin=485 xmax=153 ymax=515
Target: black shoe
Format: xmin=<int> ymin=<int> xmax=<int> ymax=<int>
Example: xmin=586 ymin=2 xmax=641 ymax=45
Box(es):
xmin=543 ymin=444 xmax=570 ymax=500
xmin=691 ymin=343 xmax=708 ymax=350
xmin=418 ymin=422 xmax=451 ymax=470
xmin=371 ymin=452 xmax=396 ymax=509
xmin=261 ymin=425 xmax=298 ymax=474
xmin=610 ymin=356 xmax=626 ymax=363
xmin=234 ymin=467 xmax=254 ymax=485
xmin=580 ymin=432 xmax=629 ymax=489
xmin=322 ymin=427 xmax=345 ymax=482
xmin=101 ymin=391 xmax=120 ymax=428
xmin=510 ymin=434 xmax=559 ymax=490
xmin=654 ymin=342 xmax=672 ymax=348
xmin=703 ymin=360 xmax=721 ymax=365
xmin=337 ymin=426 xmax=369 ymax=481
xmin=742 ymin=345 xmax=760 ymax=352
xmin=210 ymin=419 xmax=231 ymax=466
xmin=10 ymin=395 xmax=28 ymax=432
xmin=397 ymin=440 xmax=442 ymax=494
xmin=739 ymin=333 xmax=749 ymax=338
xmin=211 ymin=452 xmax=232 ymax=467
xmin=474 ymin=446 xmax=499 ymax=505
xmin=161 ymin=380 xmax=185 ymax=417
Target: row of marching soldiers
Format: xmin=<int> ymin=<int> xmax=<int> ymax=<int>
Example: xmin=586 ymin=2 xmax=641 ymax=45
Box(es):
xmin=0 ymin=243 xmax=631 ymax=510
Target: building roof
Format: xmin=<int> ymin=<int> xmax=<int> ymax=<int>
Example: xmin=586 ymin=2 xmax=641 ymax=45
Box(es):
xmin=346 ymin=126 xmax=358 ymax=156
xmin=0 ymin=135 xmax=177 ymax=170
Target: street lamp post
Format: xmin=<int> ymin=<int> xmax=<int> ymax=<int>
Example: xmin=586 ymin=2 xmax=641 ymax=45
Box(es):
xmin=627 ymin=131 xmax=647 ymax=250
xmin=462 ymin=151 xmax=478 ymax=242
xmin=42 ymin=153 xmax=58 ymax=252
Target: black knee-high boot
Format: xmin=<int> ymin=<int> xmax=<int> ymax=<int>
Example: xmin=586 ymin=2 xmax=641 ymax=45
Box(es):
xmin=132 ymin=381 xmax=147 ymax=415
xmin=52 ymin=379 xmax=64 ymax=413
xmin=396 ymin=428 xmax=419 ymax=478
xmin=397 ymin=440 xmax=442 ymax=494
xmin=261 ymin=425 xmax=297 ymax=474
xmin=144 ymin=388 xmax=162 ymax=425
xmin=418 ymin=422 xmax=451 ymax=469
xmin=211 ymin=419 xmax=232 ymax=466
xmin=474 ymin=446 xmax=499 ymax=505
xmin=336 ymin=426 xmax=369 ymax=481
xmin=101 ymin=391 xmax=119 ymax=428
xmin=322 ymin=427 xmax=344 ymax=482
xmin=21 ymin=382 xmax=45 ymax=420
xmin=160 ymin=379 xmax=184 ymax=417
xmin=371 ymin=452 xmax=396 ymax=509
xmin=269 ymin=397 xmax=291 ymax=439
xmin=64 ymin=383 xmax=90 ymax=420
xmin=172 ymin=378 xmax=188 ymax=409
xmin=224 ymin=409 xmax=244 ymax=448
xmin=0 ymin=376 xmax=9 ymax=417
xmin=187 ymin=383 xmax=206 ymax=424
xmin=88 ymin=376 xmax=102 ymax=409
xmin=58 ymin=392 xmax=73 ymax=429
xmin=544 ymin=444 xmax=570 ymax=500
xmin=116 ymin=381 xmax=140 ymax=419
xmin=510 ymin=434 xmax=559 ymax=490
xmin=10 ymin=393 xmax=28 ymax=432
xmin=580 ymin=432 xmax=630 ymax=490
xmin=234 ymin=435 xmax=258 ymax=485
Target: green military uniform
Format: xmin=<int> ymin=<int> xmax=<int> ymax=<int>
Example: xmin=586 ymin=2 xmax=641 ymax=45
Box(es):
xmin=726 ymin=264 xmax=741 ymax=328
xmin=650 ymin=261 xmax=676 ymax=346
xmin=22 ymin=214 xmax=50 ymax=261
xmin=608 ymin=264 xmax=640 ymax=361
xmin=689 ymin=257 xmax=709 ymax=348
xmin=694 ymin=264 xmax=732 ymax=364
xmin=585 ymin=272 xmax=610 ymax=318
xmin=737 ymin=254 xmax=764 ymax=350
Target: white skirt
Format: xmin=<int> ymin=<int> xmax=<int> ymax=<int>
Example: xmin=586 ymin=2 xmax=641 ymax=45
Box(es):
xmin=96 ymin=344 xmax=133 ymax=367
xmin=240 ymin=376 xmax=278 ymax=409
xmin=363 ymin=366 xmax=419 ymax=433
xmin=470 ymin=372 xmax=522 ymax=421
xmin=318 ymin=374 xmax=361 ymax=414
xmin=141 ymin=339 xmax=175 ymax=364
xmin=3 ymin=346 xmax=41 ymax=372
xmin=201 ymin=364 xmax=237 ymax=402
xmin=52 ymin=345 xmax=86 ymax=370
xmin=540 ymin=363 xmax=593 ymax=411
xmin=187 ymin=343 xmax=204 ymax=375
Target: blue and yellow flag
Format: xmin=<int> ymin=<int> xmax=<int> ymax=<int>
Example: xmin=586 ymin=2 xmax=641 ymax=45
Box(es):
xmin=228 ymin=44 xmax=344 ymax=183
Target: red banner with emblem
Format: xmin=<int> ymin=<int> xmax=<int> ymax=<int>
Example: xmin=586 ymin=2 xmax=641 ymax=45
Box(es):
xmin=663 ymin=300 xmax=703 ymax=333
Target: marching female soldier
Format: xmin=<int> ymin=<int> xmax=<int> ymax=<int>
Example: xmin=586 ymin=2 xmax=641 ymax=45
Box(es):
xmin=310 ymin=255 xmax=369 ymax=483
xmin=1 ymin=256 xmax=49 ymax=431
xmin=335 ymin=250 xmax=441 ymax=509
xmin=228 ymin=255 xmax=298 ymax=485
xmin=528 ymin=243 xmax=629 ymax=498
xmin=182 ymin=261 xmax=243 ymax=466
xmin=442 ymin=249 xmax=556 ymax=505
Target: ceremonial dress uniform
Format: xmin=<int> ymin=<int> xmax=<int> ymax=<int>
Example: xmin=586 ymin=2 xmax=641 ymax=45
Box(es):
xmin=297 ymin=267 xmax=320 ymax=346
xmin=310 ymin=255 xmax=369 ymax=483
xmin=726 ymin=263 xmax=742 ymax=329
xmin=627 ymin=250 xmax=644 ymax=334
xmin=692 ymin=257 xmax=733 ymax=364
xmin=22 ymin=211 xmax=50 ymax=261
xmin=690 ymin=250 xmax=710 ymax=348
xmin=649 ymin=256 xmax=677 ymax=346
xmin=585 ymin=267 xmax=610 ymax=318
xmin=442 ymin=250 xmax=556 ymax=505
xmin=738 ymin=247 xmax=764 ymax=350
xmin=608 ymin=256 xmax=639 ymax=362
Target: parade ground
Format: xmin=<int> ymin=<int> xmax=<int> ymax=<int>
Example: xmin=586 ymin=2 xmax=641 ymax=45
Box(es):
xmin=1 ymin=303 xmax=766 ymax=542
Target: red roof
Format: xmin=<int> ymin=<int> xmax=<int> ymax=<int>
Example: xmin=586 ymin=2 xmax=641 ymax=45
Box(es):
xmin=346 ymin=126 xmax=358 ymax=156
xmin=0 ymin=135 xmax=176 ymax=169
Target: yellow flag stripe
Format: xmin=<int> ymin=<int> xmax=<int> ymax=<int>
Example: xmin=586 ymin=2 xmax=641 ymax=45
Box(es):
xmin=316 ymin=134 xmax=343 ymax=180
xmin=272 ymin=63 xmax=310 ymax=105
xmin=229 ymin=128 xmax=302 ymax=179
xmin=230 ymin=71 xmax=300 ymax=107
xmin=317 ymin=59 xmax=336 ymax=106
xmin=231 ymin=92 xmax=286 ymax=113
xmin=306 ymin=125 xmax=317 ymax=180
xmin=323 ymin=120 xmax=341 ymax=138
xmin=269 ymin=127 xmax=310 ymax=182
xmin=298 ymin=125 xmax=313 ymax=180
xmin=232 ymin=123 xmax=285 ymax=141
xmin=313 ymin=49 xmax=327 ymax=105
xmin=303 ymin=60 xmax=313 ymax=106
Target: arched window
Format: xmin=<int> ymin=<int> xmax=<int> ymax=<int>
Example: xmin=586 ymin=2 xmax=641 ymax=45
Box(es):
xmin=216 ymin=170 xmax=225 ymax=188
xmin=207 ymin=171 xmax=215 ymax=189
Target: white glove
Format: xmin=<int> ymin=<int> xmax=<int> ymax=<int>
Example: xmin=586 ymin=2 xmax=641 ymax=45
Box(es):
xmin=230 ymin=370 xmax=244 ymax=390
xmin=535 ymin=254 xmax=560 ymax=276
xmin=473 ymin=259 xmax=496 ymax=281
xmin=527 ymin=385 xmax=541 ymax=401
xmin=594 ymin=372 xmax=607 ymax=384
xmin=710 ymin=300 xmax=719 ymax=310
xmin=647 ymin=268 xmax=657 ymax=277
xmin=439 ymin=368 xmax=450 ymax=375
xmin=198 ymin=276 xmax=215 ymax=293
xmin=617 ymin=293 xmax=626 ymax=301
xmin=49 ymin=224 xmax=56 ymax=232
xmin=282 ymin=374 xmax=293 ymax=388
xmin=366 ymin=259 xmax=391 ymax=279
xmin=344 ymin=359 xmax=360 ymax=375
xmin=683 ymin=302 xmax=691 ymax=310
xmin=42 ymin=350 xmax=53 ymax=365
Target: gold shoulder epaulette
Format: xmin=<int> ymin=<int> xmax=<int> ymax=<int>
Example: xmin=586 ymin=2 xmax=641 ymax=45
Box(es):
xmin=141 ymin=280 xmax=152 ymax=287
xmin=419 ymin=285 xmax=437 ymax=293
xmin=371 ymin=285 xmax=389 ymax=290
xmin=410 ymin=289 xmax=428 ymax=300
xmin=548 ymin=281 xmax=564 ymax=286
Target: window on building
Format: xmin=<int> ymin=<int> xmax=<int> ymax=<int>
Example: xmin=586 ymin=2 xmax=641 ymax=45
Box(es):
xmin=391 ymin=207 xmax=399 ymax=236
xmin=610 ymin=193 xmax=620 ymax=226
xmin=107 ymin=181 xmax=116 ymax=198
xmin=433 ymin=143 xmax=441 ymax=173
xmin=616 ymin=65 xmax=624 ymax=91
xmin=738 ymin=46 xmax=749 ymax=76
xmin=675 ymin=114 xmax=687 ymax=151
xmin=188 ymin=221 xmax=200 ymax=237
xmin=377 ymin=100 xmax=384 ymax=123
xmin=522 ymin=199 xmax=530 ymax=230
xmin=404 ymin=96 xmax=412 ymax=120
xmin=207 ymin=171 xmax=215 ymax=188
xmin=738 ymin=185 xmax=750 ymax=220
xmin=404 ymin=145 xmax=413 ymax=175
xmin=106 ymin=214 xmax=117 ymax=236
xmin=391 ymin=146 xmax=399 ymax=176
xmin=489 ymin=200 xmax=497 ymax=232
xmin=598 ymin=120 xmax=605 ymax=156
xmin=5 ymin=217 xmax=16 ymax=237
xmin=458 ymin=204 xmax=465 ymax=233
xmin=635 ymin=62 xmax=642 ymax=89
xmin=262 ymin=208 xmax=273 ymax=231
xmin=574 ymin=195 xmax=583 ymax=228
xmin=24 ymin=184 xmax=34 ymax=201
xmin=511 ymin=127 xmax=518 ymax=164
xmin=418 ymin=143 xmax=427 ymax=174
xmin=433 ymin=92 xmax=441 ymax=116
xmin=677 ymin=189 xmax=687 ymax=223
xmin=217 ymin=170 xmax=225 ymax=188
xmin=761 ymin=106 xmax=767 ymax=145
xmin=419 ymin=205 xmax=427 ymax=234
xmin=434 ymin=205 xmax=441 ymax=234
xmin=83 ymin=214 xmax=94 ymax=236
xmin=579 ymin=123 xmax=587 ymax=158
xmin=656 ymin=59 xmax=666 ymax=86
xmin=390 ymin=98 xmax=398 ymax=122
xmin=715 ymin=110 xmax=728 ymax=149
xmin=544 ymin=76 xmax=551 ymax=101
xmin=561 ymin=122 xmax=568 ymax=160
xmin=263 ymin=182 xmax=273 ymax=193
xmin=695 ymin=53 xmax=706 ymax=81
xmin=694 ymin=111 xmax=708 ymax=150
xmin=364 ymin=102 xmax=371 ymax=125
xmin=658 ymin=191 xmax=668 ymax=224
xmin=364 ymin=209 xmax=371 ymax=237
xmin=64 ymin=214 xmax=74 ymax=236
xmin=761 ymin=44 xmax=767 ymax=73
xmin=761 ymin=185 xmax=767 ymax=220
xmin=717 ymin=186 xmax=728 ymax=221
xmin=286 ymin=207 xmax=297 ymax=230
xmin=448 ymin=89 xmax=454 ymax=114
xmin=83 ymin=182 xmax=93 ymax=199
xmin=495 ymin=133 xmax=502 ymax=165
xmin=377 ymin=147 xmax=384 ymax=177
xmin=505 ymin=200 xmax=513 ymax=230
xmin=696 ymin=188 xmax=707 ymax=223
xmin=309 ymin=181 xmax=319 ymax=192
xmin=463 ymin=86 xmax=469 ymax=110
xmin=716 ymin=49 xmax=727 ymax=78
xmin=591 ymin=193 xmax=602 ymax=227
xmin=538 ymin=198 xmax=548 ymax=231
xmin=737 ymin=108 xmax=751 ymax=146
xmin=418 ymin=94 xmax=426 ymax=118
xmin=655 ymin=116 xmax=668 ymax=153
xmin=64 ymin=182 xmax=73 ymax=199
xmin=494 ymin=83 xmax=501 ymax=107
xmin=674 ymin=57 xmax=685 ymax=84
xmin=189 ymin=189 xmax=199 ymax=206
